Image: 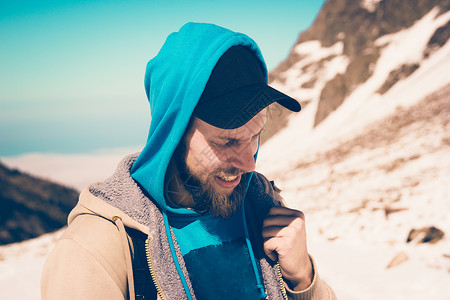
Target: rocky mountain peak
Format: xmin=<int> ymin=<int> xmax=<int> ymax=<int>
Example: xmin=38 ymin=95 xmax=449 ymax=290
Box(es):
xmin=298 ymin=0 xmax=446 ymax=54
xmin=265 ymin=0 xmax=449 ymax=139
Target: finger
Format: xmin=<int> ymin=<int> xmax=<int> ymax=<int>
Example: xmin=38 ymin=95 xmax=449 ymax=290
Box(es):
xmin=264 ymin=207 xmax=304 ymax=229
xmin=263 ymin=238 xmax=279 ymax=261
xmin=267 ymin=206 xmax=305 ymax=219
xmin=262 ymin=226 xmax=282 ymax=240
xmin=261 ymin=224 xmax=298 ymax=240
xmin=263 ymin=214 xmax=306 ymax=233
xmin=263 ymin=214 xmax=301 ymax=228
xmin=264 ymin=248 xmax=278 ymax=261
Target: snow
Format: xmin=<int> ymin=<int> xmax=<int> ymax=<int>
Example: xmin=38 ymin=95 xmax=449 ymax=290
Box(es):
xmin=1 ymin=147 xmax=140 ymax=191
xmin=0 ymin=230 xmax=63 ymax=300
xmin=262 ymin=85 xmax=450 ymax=300
xmin=1 ymin=5 xmax=450 ymax=300
xmin=271 ymin=40 xmax=349 ymax=103
xmin=311 ymin=240 xmax=450 ymax=300
xmin=293 ymin=40 xmax=344 ymax=58
xmin=257 ymin=6 xmax=450 ymax=300
xmin=259 ymin=7 xmax=450 ymax=174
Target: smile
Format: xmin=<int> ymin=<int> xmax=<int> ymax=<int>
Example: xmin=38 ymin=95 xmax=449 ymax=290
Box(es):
xmin=214 ymin=171 xmax=242 ymax=189
xmin=216 ymin=172 xmax=239 ymax=182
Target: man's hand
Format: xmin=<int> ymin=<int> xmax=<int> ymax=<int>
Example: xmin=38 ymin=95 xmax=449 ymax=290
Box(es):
xmin=262 ymin=206 xmax=313 ymax=291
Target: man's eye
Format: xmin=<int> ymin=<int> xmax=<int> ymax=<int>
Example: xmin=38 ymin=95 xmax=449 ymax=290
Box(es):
xmin=224 ymin=140 xmax=236 ymax=147
xmin=212 ymin=140 xmax=236 ymax=148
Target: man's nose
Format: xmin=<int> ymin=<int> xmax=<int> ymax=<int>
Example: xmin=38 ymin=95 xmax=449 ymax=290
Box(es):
xmin=228 ymin=141 xmax=257 ymax=173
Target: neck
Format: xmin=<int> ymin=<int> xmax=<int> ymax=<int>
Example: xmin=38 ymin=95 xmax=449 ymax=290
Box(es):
xmin=165 ymin=158 xmax=195 ymax=208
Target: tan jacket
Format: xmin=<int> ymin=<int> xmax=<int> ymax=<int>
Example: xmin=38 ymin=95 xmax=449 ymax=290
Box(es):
xmin=41 ymin=154 xmax=336 ymax=300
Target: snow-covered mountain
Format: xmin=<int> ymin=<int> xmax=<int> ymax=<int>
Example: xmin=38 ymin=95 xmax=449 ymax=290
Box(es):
xmin=257 ymin=0 xmax=450 ymax=298
xmin=268 ymin=0 xmax=449 ymax=129
xmin=261 ymin=0 xmax=449 ymax=173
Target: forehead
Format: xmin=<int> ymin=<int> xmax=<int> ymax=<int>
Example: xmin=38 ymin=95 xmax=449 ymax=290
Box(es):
xmin=193 ymin=108 xmax=267 ymax=139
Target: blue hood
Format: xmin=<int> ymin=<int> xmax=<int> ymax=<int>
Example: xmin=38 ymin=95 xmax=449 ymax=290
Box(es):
xmin=130 ymin=22 xmax=268 ymax=214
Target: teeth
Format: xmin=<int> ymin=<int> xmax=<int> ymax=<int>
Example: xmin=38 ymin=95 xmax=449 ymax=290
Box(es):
xmin=220 ymin=175 xmax=237 ymax=182
xmin=217 ymin=172 xmax=238 ymax=182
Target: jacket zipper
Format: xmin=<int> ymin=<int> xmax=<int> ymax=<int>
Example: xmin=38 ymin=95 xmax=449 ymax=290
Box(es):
xmin=276 ymin=263 xmax=288 ymax=300
xmin=145 ymin=238 xmax=166 ymax=300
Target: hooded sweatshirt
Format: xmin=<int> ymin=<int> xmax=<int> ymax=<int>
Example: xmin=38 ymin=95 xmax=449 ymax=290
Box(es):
xmin=41 ymin=23 xmax=337 ymax=300
xmin=130 ymin=22 xmax=279 ymax=298
xmin=130 ymin=22 xmax=269 ymax=212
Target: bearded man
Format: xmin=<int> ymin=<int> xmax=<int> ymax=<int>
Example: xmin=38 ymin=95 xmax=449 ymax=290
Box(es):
xmin=41 ymin=22 xmax=336 ymax=300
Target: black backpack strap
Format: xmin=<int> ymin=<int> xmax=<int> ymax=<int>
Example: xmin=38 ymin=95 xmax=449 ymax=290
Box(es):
xmin=126 ymin=227 xmax=157 ymax=300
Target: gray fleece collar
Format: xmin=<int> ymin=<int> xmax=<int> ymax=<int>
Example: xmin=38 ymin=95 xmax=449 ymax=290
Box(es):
xmin=89 ymin=153 xmax=285 ymax=299
xmin=89 ymin=153 xmax=157 ymax=227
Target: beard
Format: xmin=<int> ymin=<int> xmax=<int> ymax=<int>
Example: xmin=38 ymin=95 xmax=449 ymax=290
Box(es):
xmin=174 ymin=144 xmax=246 ymax=219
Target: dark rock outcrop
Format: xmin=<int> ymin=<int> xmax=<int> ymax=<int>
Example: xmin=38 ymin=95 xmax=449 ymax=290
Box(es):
xmin=407 ymin=226 xmax=445 ymax=244
xmin=0 ymin=162 xmax=79 ymax=245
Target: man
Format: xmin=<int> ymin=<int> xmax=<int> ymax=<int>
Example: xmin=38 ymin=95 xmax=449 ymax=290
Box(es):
xmin=41 ymin=22 xmax=336 ymax=299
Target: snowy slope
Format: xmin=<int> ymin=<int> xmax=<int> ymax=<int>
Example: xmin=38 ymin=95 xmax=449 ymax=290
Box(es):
xmin=260 ymin=7 xmax=450 ymax=173
xmin=2 ymin=147 xmax=140 ymax=191
xmin=0 ymin=230 xmax=63 ymax=300
xmin=257 ymin=6 xmax=450 ymax=300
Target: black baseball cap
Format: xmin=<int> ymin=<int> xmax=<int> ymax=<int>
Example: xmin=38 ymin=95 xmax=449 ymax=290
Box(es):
xmin=193 ymin=46 xmax=301 ymax=129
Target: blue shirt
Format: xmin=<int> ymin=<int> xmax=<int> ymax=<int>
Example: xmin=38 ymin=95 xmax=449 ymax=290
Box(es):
xmin=169 ymin=211 xmax=264 ymax=299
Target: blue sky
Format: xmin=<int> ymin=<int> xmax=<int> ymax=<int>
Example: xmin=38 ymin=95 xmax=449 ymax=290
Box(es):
xmin=0 ymin=0 xmax=326 ymax=156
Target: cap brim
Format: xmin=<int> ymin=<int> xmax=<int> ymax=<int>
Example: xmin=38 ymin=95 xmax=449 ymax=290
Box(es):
xmin=194 ymin=83 xmax=301 ymax=129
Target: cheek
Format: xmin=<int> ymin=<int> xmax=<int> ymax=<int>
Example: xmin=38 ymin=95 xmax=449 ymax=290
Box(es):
xmin=186 ymin=139 xmax=222 ymax=173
